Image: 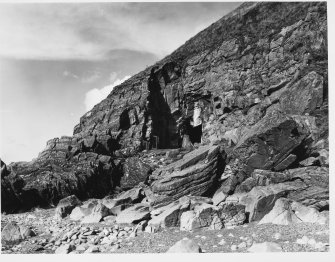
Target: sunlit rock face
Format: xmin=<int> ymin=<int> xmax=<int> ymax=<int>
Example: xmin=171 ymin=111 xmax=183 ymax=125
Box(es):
xmin=1 ymin=2 xmax=328 ymax=213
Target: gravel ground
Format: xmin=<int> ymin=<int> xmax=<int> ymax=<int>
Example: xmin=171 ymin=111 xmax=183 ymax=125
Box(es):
xmin=1 ymin=207 xmax=329 ymax=254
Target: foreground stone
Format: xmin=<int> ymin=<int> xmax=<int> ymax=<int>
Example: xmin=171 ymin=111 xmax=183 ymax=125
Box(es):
xmin=167 ymin=238 xmax=202 ymax=253
xmin=55 ymin=244 xmax=75 ymax=254
xmin=149 ymin=145 xmax=225 ymax=207
xmin=115 ymin=204 xmax=150 ymax=224
xmin=1 ymin=222 xmax=36 ymax=244
xmin=248 ymin=242 xmax=283 ymax=252
xmin=259 ymin=198 xmax=328 ymax=225
xmin=55 ymin=195 xmax=82 ymax=219
xmin=241 ymin=181 xmax=306 ymax=222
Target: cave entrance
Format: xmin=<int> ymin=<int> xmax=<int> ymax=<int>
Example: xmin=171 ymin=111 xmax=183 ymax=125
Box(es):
xmin=189 ymin=124 xmax=202 ymax=144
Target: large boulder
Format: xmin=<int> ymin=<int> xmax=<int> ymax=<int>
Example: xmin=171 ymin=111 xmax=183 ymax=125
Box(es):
xmin=149 ymin=145 xmax=225 ymax=207
xmin=285 ymin=167 xmax=329 ymax=209
xmin=149 ymin=197 xmax=191 ymax=230
xmin=81 ymin=202 xmax=110 ymax=224
xmin=115 ymin=203 xmax=150 ymax=224
xmin=259 ymin=198 xmax=328 ymax=225
xmin=180 ymin=203 xmax=221 ymax=231
xmin=102 ymin=186 xmax=143 ymax=209
xmin=247 ymin=242 xmax=283 ymax=252
xmin=241 ymin=181 xmax=306 ymax=222
xmin=120 ymin=157 xmax=152 ymax=189
xmin=228 ymin=110 xmax=308 ymax=176
xmin=279 ymin=71 xmax=323 ymax=115
xmin=167 ymin=238 xmax=202 ymax=253
xmin=1 ymin=222 xmax=35 ymax=244
xmin=2 ymin=137 xmax=116 ymax=213
xmin=234 ymin=167 xmax=328 ymax=210
xmin=55 ymin=195 xmax=82 ymax=219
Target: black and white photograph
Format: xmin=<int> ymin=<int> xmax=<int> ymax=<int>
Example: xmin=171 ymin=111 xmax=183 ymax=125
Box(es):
xmin=0 ymin=0 xmax=332 ymax=258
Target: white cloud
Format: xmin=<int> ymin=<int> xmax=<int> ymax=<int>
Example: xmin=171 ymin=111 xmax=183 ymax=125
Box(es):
xmin=84 ymin=75 xmax=130 ymax=111
xmin=63 ymin=70 xmax=79 ymax=79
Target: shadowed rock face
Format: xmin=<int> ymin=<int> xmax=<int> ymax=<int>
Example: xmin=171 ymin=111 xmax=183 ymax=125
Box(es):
xmin=1 ymin=2 xmax=328 ymax=213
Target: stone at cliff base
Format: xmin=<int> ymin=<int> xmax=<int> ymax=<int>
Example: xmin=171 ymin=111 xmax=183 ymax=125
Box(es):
xmin=180 ymin=203 xmax=220 ymax=231
xmin=229 ymin=110 xmax=307 ymax=176
xmin=148 ymin=197 xmax=190 ymax=230
xmin=149 ymin=145 xmax=225 ymax=207
xmin=248 ymin=242 xmax=283 ymax=252
xmin=1 ymin=2 xmax=328 ymax=216
xmin=241 ymin=182 xmax=305 ymax=222
xmin=81 ymin=202 xmax=110 ymax=224
xmin=120 ymin=157 xmax=152 ymax=190
xmin=167 ymin=238 xmax=202 ymax=253
xmin=55 ymin=244 xmax=76 ymax=254
xmin=259 ymin=198 xmax=328 ymax=225
xmin=115 ymin=203 xmax=150 ymax=224
xmin=1 ymin=222 xmax=36 ymax=244
xmin=55 ymin=195 xmax=82 ymax=219
xmin=69 ymin=206 xmax=92 ymax=221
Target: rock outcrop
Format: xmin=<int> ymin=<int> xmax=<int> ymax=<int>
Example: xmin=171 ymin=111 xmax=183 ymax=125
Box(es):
xmin=149 ymin=145 xmax=225 ymax=207
xmin=1 ymin=2 xmax=328 ymax=218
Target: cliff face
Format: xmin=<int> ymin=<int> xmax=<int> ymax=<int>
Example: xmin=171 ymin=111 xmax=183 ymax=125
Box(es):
xmin=1 ymin=2 xmax=328 ymax=213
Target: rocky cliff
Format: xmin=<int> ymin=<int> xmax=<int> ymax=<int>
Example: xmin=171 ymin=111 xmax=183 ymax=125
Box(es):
xmin=1 ymin=2 xmax=328 ymax=214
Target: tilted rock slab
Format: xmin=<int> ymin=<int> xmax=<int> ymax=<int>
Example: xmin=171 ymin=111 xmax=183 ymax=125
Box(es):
xmin=149 ymin=145 xmax=225 ymax=207
xmin=259 ymin=197 xmax=328 ymax=225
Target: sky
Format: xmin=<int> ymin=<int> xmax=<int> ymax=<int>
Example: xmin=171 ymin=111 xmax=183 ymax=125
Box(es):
xmin=0 ymin=1 xmax=241 ymax=164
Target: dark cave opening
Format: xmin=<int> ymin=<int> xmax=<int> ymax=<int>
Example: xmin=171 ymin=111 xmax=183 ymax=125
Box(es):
xmin=189 ymin=124 xmax=202 ymax=144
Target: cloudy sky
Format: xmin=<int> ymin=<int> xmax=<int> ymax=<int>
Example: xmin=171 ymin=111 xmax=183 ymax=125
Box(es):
xmin=0 ymin=1 xmax=241 ymax=163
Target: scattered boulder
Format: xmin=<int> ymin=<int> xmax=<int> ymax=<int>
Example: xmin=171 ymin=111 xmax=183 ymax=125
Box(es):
xmin=55 ymin=195 xmax=82 ymax=219
xmin=259 ymin=198 xmax=328 ymax=225
xmin=149 ymin=145 xmax=225 ymax=207
xmin=81 ymin=202 xmax=110 ymax=224
xmin=70 ymin=206 xmax=92 ymax=221
xmin=120 ymin=157 xmax=152 ymax=189
xmin=102 ymin=186 xmax=143 ymax=209
xmin=241 ymin=181 xmax=306 ymax=222
xmin=229 ymin=110 xmax=308 ymax=176
xmin=1 ymin=222 xmax=36 ymax=244
xmin=180 ymin=203 xmax=220 ymax=231
xmin=167 ymin=238 xmax=202 ymax=253
xmin=115 ymin=203 xmax=150 ymax=224
xmin=247 ymin=242 xmax=283 ymax=252
xmin=55 ymin=244 xmax=75 ymax=254
xmin=149 ymin=197 xmax=190 ymax=231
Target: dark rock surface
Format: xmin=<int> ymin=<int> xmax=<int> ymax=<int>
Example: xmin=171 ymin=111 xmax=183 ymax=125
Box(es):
xmin=1 ymin=1 xmax=328 ymax=230
xmin=149 ymin=145 xmax=225 ymax=207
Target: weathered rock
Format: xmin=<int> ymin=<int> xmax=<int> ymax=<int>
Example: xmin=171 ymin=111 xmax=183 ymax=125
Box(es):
xmin=248 ymin=242 xmax=283 ymax=252
xmin=149 ymin=145 xmax=225 ymax=207
xmin=285 ymin=167 xmax=329 ymax=208
xmin=55 ymin=195 xmax=82 ymax=219
xmin=212 ymin=190 xmax=227 ymax=206
xmin=2 ymin=2 xmax=328 ymax=214
xmin=219 ymin=203 xmax=246 ymax=227
xmin=241 ymin=181 xmax=306 ymax=222
xmin=229 ymin=110 xmax=308 ymax=176
xmin=279 ymin=71 xmax=323 ymax=115
xmin=102 ymin=187 xmax=142 ymax=209
xmin=149 ymin=197 xmax=190 ymax=230
xmin=55 ymin=244 xmax=75 ymax=254
xmin=81 ymin=202 xmax=110 ymax=223
xmin=70 ymin=206 xmax=92 ymax=221
xmin=120 ymin=157 xmax=152 ymax=189
xmin=180 ymin=203 xmax=220 ymax=231
xmin=2 ymin=148 xmax=115 ymax=213
xmin=299 ymin=157 xmax=319 ymax=167
xmin=115 ymin=203 xmax=150 ymax=224
xmin=167 ymin=238 xmax=202 ymax=253
xmin=1 ymin=222 xmax=35 ymax=244
xmin=259 ymin=198 xmax=328 ymax=225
